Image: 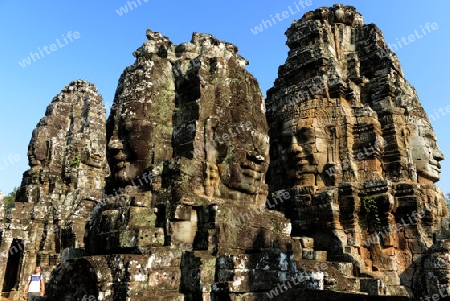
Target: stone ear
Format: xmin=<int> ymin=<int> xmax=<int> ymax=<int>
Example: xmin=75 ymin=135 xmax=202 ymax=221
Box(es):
xmin=204 ymin=116 xmax=220 ymax=162
xmin=203 ymin=117 xmax=221 ymax=197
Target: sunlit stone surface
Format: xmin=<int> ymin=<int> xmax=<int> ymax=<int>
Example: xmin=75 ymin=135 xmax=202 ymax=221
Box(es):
xmin=0 ymin=4 xmax=449 ymax=301
xmin=266 ymin=4 xmax=448 ymax=298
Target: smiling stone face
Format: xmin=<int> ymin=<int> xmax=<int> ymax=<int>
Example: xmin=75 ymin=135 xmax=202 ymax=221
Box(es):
xmin=276 ymin=106 xmax=342 ymax=189
xmin=409 ymin=120 xmax=444 ymax=183
xmin=106 ymin=57 xmax=175 ymax=188
xmin=105 ymin=31 xmax=270 ymax=210
xmin=199 ymin=68 xmax=269 ymax=206
xmin=281 ymin=118 xmax=319 ymax=186
xmin=205 ymin=119 xmax=269 ymax=203
xmin=108 ymin=117 xmax=153 ymax=184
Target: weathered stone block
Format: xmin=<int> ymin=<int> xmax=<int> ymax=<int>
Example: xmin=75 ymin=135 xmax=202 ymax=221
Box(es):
xmin=360 ymin=278 xmax=387 ymax=295
xmin=299 ymin=237 xmax=314 ymax=249
xmin=382 ymin=247 xmax=395 ymax=257
xmin=302 ymin=251 xmax=327 ymax=261
xmin=60 ymin=248 xmax=86 ymax=263
xmin=174 ymin=204 xmax=192 ymax=221
xmin=330 ymin=262 xmax=354 ymax=277
xmin=138 ymin=228 xmax=165 ymax=248
xmin=407 ymin=239 xmax=426 ymax=254
xmin=128 ymin=206 xmax=157 ymax=228
xmin=386 ymin=285 xmax=410 ymax=297
xmin=169 ymin=221 xmax=197 ymax=244
xmin=384 ymin=271 xmax=401 ymax=286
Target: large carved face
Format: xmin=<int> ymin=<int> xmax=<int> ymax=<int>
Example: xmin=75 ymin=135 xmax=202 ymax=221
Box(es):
xmin=410 ymin=123 xmax=444 ymax=182
xmin=280 ymin=116 xmax=328 ymax=187
xmin=107 ymin=100 xmax=173 ymax=186
xmin=204 ymin=118 xmax=269 ymax=201
xmin=108 ymin=116 xmax=153 ymax=184
xmin=106 ymin=59 xmax=175 ymax=187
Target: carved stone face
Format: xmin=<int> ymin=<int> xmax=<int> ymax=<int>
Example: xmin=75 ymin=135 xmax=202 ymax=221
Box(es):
xmin=315 ymin=7 xmax=329 ymax=21
xmin=106 ymin=56 xmax=175 ymax=187
xmin=280 ymin=117 xmax=328 ymax=187
xmin=410 ymin=125 xmax=444 ymax=182
xmin=219 ymin=128 xmax=269 ymax=195
xmin=333 ymin=4 xmax=344 ymax=23
xmin=108 ymin=115 xmax=155 ymax=185
xmin=204 ymin=119 xmax=269 ymax=199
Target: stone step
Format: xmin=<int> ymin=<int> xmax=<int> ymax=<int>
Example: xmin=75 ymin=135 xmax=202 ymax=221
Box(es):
xmin=359 ymin=277 xmax=387 ymax=295
xmin=330 ymin=262 xmax=354 ymax=277
xmin=128 ymin=291 xmax=184 ymax=301
xmin=324 ymin=276 xmax=358 ymax=291
xmin=302 ymin=250 xmax=327 ymax=261
xmin=386 ymin=285 xmax=410 ymax=297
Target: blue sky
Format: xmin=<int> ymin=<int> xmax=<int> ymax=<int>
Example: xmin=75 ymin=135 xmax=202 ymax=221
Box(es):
xmin=0 ymin=1 xmax=449 ymax=196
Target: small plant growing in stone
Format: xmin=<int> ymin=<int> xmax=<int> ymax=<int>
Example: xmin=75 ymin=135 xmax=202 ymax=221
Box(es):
xmin=362 ymin=194 xmax=382 ymax=231
xmin=31 ymin=169 xmax=40 ymax=180
xmin=72 ymin=155 xmax=81 ymax=166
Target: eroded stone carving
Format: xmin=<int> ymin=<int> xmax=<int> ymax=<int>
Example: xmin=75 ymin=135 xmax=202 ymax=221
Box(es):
xmin=0 ymin=80 xmax=108 ymax=299
xmin=267 ymin=4 xmax=447 ymax=299
xmin=81 ymin=30 xmax=306 ymax=301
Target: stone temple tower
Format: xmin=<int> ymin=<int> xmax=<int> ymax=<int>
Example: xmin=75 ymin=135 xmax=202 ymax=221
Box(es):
xmin=266 ymin=4 xmax=448 ymax=298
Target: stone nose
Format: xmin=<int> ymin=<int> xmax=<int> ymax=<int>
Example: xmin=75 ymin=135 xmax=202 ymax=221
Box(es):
xmin=107 ymin=137 xmax=123 ymax=151
xmin=432 ymin=148 xmax=444 ymax=162
xmin=289 ymin=137 xmax=303 ymax=155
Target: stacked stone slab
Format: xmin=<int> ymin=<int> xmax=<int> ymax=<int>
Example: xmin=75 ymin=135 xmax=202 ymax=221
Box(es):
xmin=0 ymin=80 xmax=108 ymax=299
xmin=266 ymin=4 xmax=448 ymax=299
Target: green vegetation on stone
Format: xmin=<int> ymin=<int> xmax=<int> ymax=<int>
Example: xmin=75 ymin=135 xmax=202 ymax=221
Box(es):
xmin=3 ymin=186 xmax=18 ymax=210
xmin=362 ymin=194 xmax=382 ymax=232
xmin=72 ymin=155 xmax=81 ymax=166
